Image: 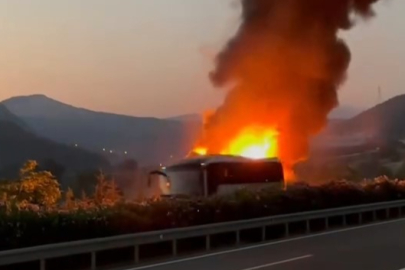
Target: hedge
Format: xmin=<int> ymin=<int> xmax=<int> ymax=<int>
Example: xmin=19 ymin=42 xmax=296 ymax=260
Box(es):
xmin=1 ymin=177 xmax=405 ymax=251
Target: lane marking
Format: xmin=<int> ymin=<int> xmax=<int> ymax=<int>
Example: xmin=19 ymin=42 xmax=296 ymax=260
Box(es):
xmin=126 ymin=217 xmax=405 ymax=270
xmin=240 ymin=254 xmax=313 ymax=270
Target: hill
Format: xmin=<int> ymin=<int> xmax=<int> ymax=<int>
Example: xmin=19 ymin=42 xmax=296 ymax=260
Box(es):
xmin=328 ymin=105 xmax=362 ymax=119
xmin=0 ymin=104 xmax=109 ymax=182
xmin=331 ymin=95 xmax=405 ymax=141
xmin=0 ymin=119 xmax=110 ymax=182
xmin=2 ymin=95 xmax=201 ymax=165
xmin=167 ymin=113 xmax=202 ymax=123
xmin=306 ymin=95 xmax=405 ymax=180
xmin=0 ymin=104 xmax=30 ymax=131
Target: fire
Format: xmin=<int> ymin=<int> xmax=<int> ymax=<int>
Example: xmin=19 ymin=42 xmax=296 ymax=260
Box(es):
xmin=194 ymin=147 xmax=208 ymax=156
xmin=223 ymin=127 xmax=278 ymax=159
xmin=193 ymin=127 xmax=278 ymax=160
xmin=191 ymin=126 xmax=297 ymax=182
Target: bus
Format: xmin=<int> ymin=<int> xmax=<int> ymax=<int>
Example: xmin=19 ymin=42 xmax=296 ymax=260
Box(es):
xmin=148 ymin=155 xmax=284 ymax=198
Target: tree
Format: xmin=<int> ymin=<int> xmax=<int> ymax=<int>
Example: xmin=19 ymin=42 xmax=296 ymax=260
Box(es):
xmin=0 ymin=160 xmax=62 ymax=209
xmin=64 ymin=187 xmax=76 ymax=210
xmin=94 ymin=171 xmax=123 ymax=206
xmin=18 ymin=160 xmax=62 ymax=208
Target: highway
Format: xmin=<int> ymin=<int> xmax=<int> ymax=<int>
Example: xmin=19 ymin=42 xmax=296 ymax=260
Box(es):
xmin=126 ymin=218 xmax=405 ymax=270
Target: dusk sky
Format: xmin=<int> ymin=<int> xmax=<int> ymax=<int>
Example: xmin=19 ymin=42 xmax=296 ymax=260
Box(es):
xmin=0 ymin=0 xmax=404 ymax=117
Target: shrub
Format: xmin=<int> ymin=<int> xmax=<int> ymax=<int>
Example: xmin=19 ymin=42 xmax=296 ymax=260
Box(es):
xmin=0 ymin=160 xmax=61 ymax=209
xmin=1 ymin=178 xmax=405 ymax=251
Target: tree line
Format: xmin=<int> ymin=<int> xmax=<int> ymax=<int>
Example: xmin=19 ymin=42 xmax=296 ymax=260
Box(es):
xmin=0 ymin=160 xmax=123 ymax=211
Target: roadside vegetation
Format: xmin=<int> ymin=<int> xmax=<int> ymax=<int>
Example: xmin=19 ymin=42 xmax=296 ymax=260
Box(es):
xmin=1 ymin=160 xmax=405 ymax=251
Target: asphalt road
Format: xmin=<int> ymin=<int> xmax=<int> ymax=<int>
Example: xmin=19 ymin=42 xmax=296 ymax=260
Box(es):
xmin=125 ymin=218 xmax=405 ymax=270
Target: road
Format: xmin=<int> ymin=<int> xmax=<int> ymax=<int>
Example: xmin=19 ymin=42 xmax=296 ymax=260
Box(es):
xmin=125 ymin=218 xmax=405 ymax=270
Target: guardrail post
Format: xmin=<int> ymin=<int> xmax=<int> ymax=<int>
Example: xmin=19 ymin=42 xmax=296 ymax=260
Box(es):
xmin=236 ymin=230 xmax=240 ymax=245
xmin=40 ymin=259 xmax=46 ymax=270
xmin=359 ymin=212 xmax=362 ymax=224
xmin=342 ymin=215 xmax=347 ymax=226
xmin=306 ymin=220 xmax=310 ymax=234
xmin=91 ymin=251 xmax=96 ymax=270
xmin=373 ymin=210 xmax=377 ymax=221
xmin=134 ymin=245 xmax=139 ymax=264
xmin=325 ymin=217 xmax=329 ymax=230
xmin=172 ymin=240 xmax=177 ymax=256
xmin=400 ymin=207 xmax=403 ymax=217
xmin=262 ymin=226 xmax=266 ymax=242
xmin=386 ymin=208 xmax=390 ymax=219
xmin=206 ymin=235 xmax=211 ymax=251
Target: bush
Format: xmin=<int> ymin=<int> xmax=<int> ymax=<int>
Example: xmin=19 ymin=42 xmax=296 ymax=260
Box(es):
xmin=0 ymin=160 xmax=61 ymax=209
xmin=1 ymin=178 xmax=405 ymax=251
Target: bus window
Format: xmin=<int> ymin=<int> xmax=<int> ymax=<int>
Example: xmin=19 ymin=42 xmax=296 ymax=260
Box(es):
xmin=165 ymin=168 xmax=204 ymax=196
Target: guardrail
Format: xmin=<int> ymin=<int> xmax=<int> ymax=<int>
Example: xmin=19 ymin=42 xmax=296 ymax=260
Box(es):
xmin=1 ymin=199 xmax=405 ymax=270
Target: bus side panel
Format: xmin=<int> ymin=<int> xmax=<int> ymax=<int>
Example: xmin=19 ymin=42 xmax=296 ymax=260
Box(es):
xmin=206 ymin=162 xmax=284 ymax=195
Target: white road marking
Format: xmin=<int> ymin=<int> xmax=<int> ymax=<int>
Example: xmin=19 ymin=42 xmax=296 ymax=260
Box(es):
xmin=126 ymin=217 xmax=405 ymax=270
xmin=240 ymin=255 xmax=313 ymax=270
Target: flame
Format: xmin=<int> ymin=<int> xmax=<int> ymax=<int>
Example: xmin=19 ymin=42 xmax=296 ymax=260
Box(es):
xmin=194 ymin=147 xmax=208 ymax=156
xmin=190 ymin=126 xmax=296 ymax=182
xmin=223 ymin=127 xmax=278 ymax=159
xmin=192 ymin=127 xmax=278 ymax=160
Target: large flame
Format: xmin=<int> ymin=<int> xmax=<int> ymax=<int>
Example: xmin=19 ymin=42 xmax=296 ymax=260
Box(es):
xmin=193 ymin=126 xmax=278 ymax=160
xmin=191 ymin=126 xmax=299 ymax=182
xmin=222 ymin=127 xmax=278 ymax=159
xmin=194 ymin=147 xmax=208 ymax=156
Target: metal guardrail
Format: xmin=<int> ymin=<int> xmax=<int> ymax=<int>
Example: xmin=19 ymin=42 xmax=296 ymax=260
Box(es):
xmin=1 ymin=199 xmax=405 ymax=269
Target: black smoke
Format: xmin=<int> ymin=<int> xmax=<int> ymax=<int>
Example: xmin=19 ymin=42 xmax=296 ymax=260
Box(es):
xmin=199 ymin=0 xmax=382 ymax=166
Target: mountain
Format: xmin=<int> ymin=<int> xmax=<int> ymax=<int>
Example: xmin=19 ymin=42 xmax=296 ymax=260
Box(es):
xmin=331 ymin=95 xmax=405 ymax=140
xmin=0 ymin=104 xmax=30 ymax=131
xmin=310 ymin=94 xmax=405 ymax=157
xmin=329 ymin=105 xmax=363 ymax=119
xmin=0 ymin=109 xmax=110 ymax=181
xmin=2 ymin=95 xmax=201 ymax=165
xmin=168 ymin=113 xmax=202 ymax=123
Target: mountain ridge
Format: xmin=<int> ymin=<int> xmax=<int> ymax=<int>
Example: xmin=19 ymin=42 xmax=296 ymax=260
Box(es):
xmin=2 ymin=94 xmax=165 ymax=121
xmin=0 ymin=103 xmax=30 ymax=131
xmin=4 ymin=93 xmax=403 ymax=165
xmin=331 ymin=94 xmax=405 ymax=140
xmin=2 ymin=95 xmax=201 ymax=165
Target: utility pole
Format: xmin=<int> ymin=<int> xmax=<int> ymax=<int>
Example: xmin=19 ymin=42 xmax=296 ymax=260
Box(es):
xmin=377 ymin=86 xmax=382 ymax=105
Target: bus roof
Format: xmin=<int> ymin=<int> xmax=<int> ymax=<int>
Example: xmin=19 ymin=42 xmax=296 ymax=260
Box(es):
xmin=168 ymin=155 xmax=281 ymax=169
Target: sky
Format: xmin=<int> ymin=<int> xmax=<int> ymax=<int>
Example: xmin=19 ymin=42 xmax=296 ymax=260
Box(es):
xmin=0 ymin=0 xmax=404 ymax=118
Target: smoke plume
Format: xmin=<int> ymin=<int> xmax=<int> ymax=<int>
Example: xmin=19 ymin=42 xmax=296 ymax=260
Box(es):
xmin=199 ymin=0 xmax=381 ymax=166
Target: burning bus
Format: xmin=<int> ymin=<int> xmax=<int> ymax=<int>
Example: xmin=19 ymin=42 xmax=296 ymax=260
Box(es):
xmin=148 ymin=155 xmax=284 ymax=198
